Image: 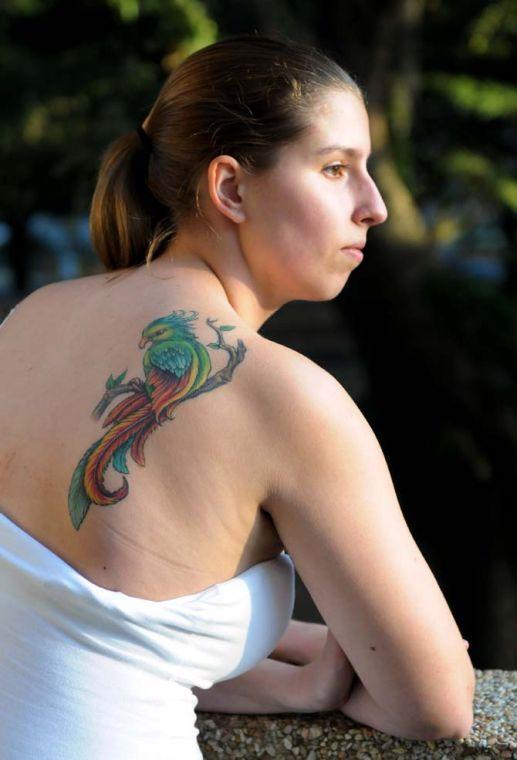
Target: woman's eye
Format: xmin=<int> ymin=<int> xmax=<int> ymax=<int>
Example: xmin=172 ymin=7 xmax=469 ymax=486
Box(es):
xmin=323 ymin=163 xmax=349 ymax=177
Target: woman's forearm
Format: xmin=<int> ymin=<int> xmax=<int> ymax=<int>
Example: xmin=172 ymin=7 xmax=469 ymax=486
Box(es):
xmin=193 ymin=657 xmax=314 ymax=714
xmin=268 ymin=618 xmax=328 ymax=665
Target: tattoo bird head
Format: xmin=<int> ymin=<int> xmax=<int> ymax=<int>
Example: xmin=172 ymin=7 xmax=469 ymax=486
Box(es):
xmin=138 ymin=309 xmax=199 ymax=349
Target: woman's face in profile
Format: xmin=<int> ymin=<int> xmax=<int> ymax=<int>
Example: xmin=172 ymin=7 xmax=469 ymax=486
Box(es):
xmin=240 ymin=88 xmax=388 ymax=302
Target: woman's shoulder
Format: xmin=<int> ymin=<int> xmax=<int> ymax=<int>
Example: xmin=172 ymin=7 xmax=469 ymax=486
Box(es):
xmin=247 ymin=334 xmax=344 ymax=415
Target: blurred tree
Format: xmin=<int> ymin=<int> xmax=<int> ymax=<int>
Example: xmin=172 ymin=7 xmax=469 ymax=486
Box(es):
xmin=0 ymin=0 xmax=218 ymax=292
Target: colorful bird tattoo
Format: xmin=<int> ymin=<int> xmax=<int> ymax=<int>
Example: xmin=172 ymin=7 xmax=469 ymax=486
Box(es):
xmin=67 ymin=309 xmax=247 ymax=530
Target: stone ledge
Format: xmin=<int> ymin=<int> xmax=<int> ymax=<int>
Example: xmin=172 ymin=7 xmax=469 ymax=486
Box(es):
xmin=196 ymin=669 xmax=516 ymax=758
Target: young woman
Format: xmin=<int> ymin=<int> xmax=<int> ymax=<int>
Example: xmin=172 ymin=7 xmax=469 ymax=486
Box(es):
xmin=0 ymin=34 xmax=474 ymax=758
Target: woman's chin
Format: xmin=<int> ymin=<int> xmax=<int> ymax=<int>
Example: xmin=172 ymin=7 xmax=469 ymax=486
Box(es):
xmin=298 ymin=274 xmax=352 ymax=302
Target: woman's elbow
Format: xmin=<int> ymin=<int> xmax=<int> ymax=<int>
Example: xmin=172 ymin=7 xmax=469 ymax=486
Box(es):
xmin=416 ymin=671 xmax=476 ymax=741
xmin=425 ymin=709 xmax=474 ymax=741
xmin=421 ymin=688 xmax=475 ymax=741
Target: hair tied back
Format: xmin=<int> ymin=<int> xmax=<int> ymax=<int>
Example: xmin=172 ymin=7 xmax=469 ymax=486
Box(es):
xmin=136 ymin=125 xmax=153 ymax=155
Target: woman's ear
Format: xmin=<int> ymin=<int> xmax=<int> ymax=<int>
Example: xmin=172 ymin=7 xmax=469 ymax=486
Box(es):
xmin=206 ymin=155 xmax=247 ymax=224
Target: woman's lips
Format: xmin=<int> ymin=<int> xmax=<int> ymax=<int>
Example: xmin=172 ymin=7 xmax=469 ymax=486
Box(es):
xmin=341 ymin=247 xmax=364 ymax=262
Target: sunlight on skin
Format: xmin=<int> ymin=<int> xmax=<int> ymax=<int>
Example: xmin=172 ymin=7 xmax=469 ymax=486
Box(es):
xmin=268 ymin=619 xmax=470 ymax=666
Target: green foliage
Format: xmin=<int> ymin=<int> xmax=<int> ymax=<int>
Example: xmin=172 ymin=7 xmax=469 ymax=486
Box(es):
xmin=467 ymin=0 xmax=517 ymax=58
xmin=0 ymin=0 xmax=218 ymax=218
xmin=440 ymin=149 xmax=517 ymax=212
xmin=497 ymin=177 xmax=517 ymax=210
xmin=106 ymin=0 xmax=140 ymax=22
xmin=426 ymin=73 xmax=517 ymax=119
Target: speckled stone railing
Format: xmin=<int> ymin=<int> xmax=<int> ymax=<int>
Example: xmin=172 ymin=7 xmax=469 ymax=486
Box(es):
xmin=196 ymin=669 xmax=516 ymax=758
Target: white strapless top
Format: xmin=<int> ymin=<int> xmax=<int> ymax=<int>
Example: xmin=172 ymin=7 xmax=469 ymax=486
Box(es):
xmin=0 ymin=511 xmax=295 ymax=759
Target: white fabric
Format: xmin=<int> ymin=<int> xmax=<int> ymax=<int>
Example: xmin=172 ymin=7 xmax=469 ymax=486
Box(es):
xmin=0 ymin=511 xmax=295 ymax=759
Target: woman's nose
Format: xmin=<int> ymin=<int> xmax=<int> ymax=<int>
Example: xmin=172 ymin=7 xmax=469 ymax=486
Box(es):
xmin=353 ymin=177 xmax=388 ymax=227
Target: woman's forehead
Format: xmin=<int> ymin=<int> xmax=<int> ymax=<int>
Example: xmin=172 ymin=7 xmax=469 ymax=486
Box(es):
xmin=293 ymin=116 xmax=371 ymax=162
xmin=308 ymin=91 xmax=369 ymax=143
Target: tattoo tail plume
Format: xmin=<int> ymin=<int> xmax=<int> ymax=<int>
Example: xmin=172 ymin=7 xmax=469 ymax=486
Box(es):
xmin=67 ymin=387 xmax=159 ymax=530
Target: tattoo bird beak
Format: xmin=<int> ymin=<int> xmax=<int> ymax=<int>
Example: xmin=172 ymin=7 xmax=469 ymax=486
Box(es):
xmin=139 ymin=336 xmax=151 ymax=348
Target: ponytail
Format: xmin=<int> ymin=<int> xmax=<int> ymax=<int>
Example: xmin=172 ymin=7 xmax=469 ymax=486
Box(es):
xmin=89 ymin=127 xmax=175 ymax=272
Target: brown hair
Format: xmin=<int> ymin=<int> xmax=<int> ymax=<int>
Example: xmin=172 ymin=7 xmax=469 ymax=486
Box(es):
xmin=89 ymin=33 xmax=365 ymax=275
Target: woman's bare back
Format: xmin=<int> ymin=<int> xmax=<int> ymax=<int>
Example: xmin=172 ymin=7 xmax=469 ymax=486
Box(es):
xmin=0 ymin=265 xmax=283 ymax=602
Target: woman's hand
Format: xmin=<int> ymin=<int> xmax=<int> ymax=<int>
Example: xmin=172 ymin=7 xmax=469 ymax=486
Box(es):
xmin=295 ymin=627 xmax=356 ymax=712
xmin=268 ymin=620 xmax=354 ymax=712
xmin=268 ymin=619 xmax=328 ymax=666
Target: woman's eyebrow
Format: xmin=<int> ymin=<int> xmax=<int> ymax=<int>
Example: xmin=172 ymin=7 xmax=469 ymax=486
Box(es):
xmin=315 ymin=145 xmax=371 ymax=159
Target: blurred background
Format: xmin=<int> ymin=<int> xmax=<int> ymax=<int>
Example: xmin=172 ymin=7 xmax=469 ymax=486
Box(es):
xmin=1 ymin=0 xmax=515 ymax=670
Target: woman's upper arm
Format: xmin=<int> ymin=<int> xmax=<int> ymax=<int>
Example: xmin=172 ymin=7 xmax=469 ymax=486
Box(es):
xmin=259 ymin=346 xmax=475 ymax=735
